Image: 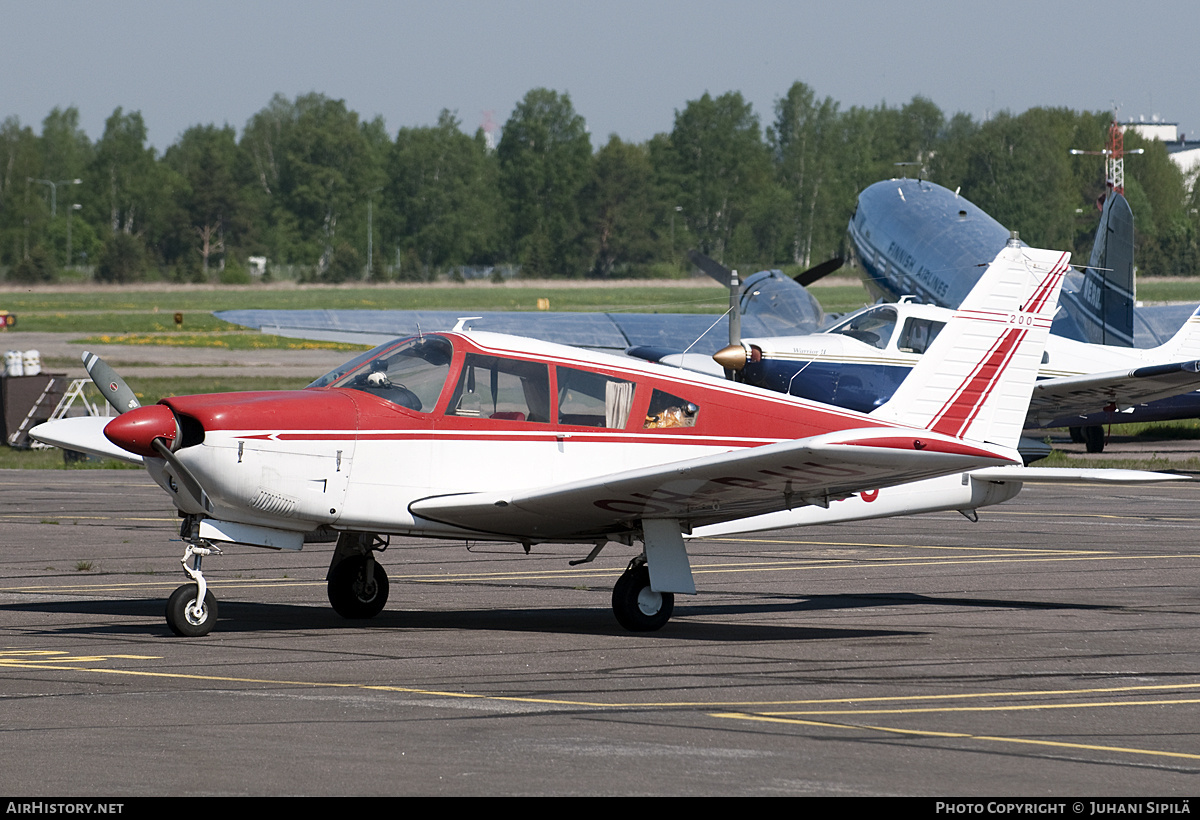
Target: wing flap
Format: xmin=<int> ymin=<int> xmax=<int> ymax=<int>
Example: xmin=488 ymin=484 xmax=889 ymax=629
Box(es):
xmin=409 ymin=427 xmax=1016 ymax=540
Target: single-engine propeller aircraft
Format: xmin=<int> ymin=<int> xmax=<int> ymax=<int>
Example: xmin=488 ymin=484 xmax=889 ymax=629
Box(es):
xmin=33 ymin=242 xmax=1119 ymax=637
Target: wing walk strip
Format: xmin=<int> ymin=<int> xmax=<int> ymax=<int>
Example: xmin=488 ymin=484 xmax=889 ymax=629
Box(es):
xmin=0 ymin=651 xmax=1196 ymax=763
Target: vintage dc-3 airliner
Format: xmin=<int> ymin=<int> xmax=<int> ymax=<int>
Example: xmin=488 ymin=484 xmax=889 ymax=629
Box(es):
xmin=34 ymin=242 xmax=1156 ymax=638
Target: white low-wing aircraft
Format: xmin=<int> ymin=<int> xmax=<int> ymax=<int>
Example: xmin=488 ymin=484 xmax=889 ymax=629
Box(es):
xmin=712 ymin=294 xmax=1200 ymax=455
xmin=30 ymin=243 xmax=1175 ymax=637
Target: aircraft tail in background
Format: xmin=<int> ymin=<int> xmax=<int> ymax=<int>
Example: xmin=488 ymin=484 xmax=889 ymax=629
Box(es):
xmin=1059 ymin=191 xmax=1135 ymax=347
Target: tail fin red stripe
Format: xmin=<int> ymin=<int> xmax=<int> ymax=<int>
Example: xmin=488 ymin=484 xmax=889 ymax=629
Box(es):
xmin=930 ymin=327 xmax=1025 ymax=438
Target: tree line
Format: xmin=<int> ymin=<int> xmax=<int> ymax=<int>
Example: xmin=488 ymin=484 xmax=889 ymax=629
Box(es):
xmin=2 ymin=83 xmax=1198 ymax=285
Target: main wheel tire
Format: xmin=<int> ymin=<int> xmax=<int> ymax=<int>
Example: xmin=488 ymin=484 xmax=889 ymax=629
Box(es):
xmin=1069 ymin=426 xmax=1085 ymax=444
xmin=1083 ymin=425 xmax=1105 ymax=453
xmin=327 ymin=555 xmax=389 ymax=619
xmin=166 ymin=584 xmax=218 ymax=637
xmin=612 ymin=565 xmax=673 ymax=632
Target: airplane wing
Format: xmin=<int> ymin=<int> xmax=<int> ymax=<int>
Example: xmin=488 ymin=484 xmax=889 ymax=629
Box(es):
xmin=28 ymin=416 xmax=143 ymax=465
xmin=1027 ymin=360 xmax=1200 ymax=425
xmin=215 ymin=269 xmax=825 ymax=356
xmin=215 ymin=308 xmax=824 ymax=356
xmin=408 ymin=426 xmax=1015 ymax=541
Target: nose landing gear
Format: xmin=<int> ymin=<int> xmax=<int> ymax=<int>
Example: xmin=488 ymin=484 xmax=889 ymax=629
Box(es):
xmin=166 ymin=541 xmax=222 ymax=637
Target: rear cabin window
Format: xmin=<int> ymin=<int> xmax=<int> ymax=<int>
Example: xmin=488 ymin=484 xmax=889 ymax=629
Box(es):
xmin=897 ymin=317 xmax=945 ymax=354
xmin=556 ymin=367 xmax=635 ymax=429
xmin=445 ymin=354 xmax=550 ymax=423
xmin=643 ymin=389 xmax=698 ymax=429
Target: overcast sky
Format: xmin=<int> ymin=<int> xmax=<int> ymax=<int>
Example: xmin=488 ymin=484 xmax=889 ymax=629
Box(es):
xmin=3 ymin=0 xmax=1198 ymax=151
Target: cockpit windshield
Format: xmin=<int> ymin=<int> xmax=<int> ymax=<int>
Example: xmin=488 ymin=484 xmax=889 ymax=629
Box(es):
xmin=307 ymin=335 xmax=454 ymax=412
xmin=826 ymin=306 xmax=898 ymax=350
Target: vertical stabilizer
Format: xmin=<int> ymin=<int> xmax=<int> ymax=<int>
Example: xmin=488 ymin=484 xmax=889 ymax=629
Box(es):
xmin=1060 ymin=192 xmax=1135 ymax=347
xmin=871 ymin=243 xmax=1070 ymax=448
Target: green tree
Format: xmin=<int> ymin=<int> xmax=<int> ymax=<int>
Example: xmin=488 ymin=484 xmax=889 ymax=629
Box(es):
xmin=40 ymin=107 xmax=92 ymax=184
xmin=164 ymin=124 xmax=246 ymax=277
xmin=10 ymin=245 xmax=56 ymax=283
xmin=580 ymin=135 xmax=664 ymax=277
xmin=388 ymin=110 xmax=502 ymax=271
xmin=91 ymin=108 xmax=165 ymax=238
xmin=770 ymin=82 xmax=841 ymax=267
xmin=952 ymin=108 xmax=1106 ymax=251
xmin=662 ymin=91 xmax=770 ymax=261
xmin=242 ymin=93 xmax=381 ymax=271
xmin=96 ymin=231 xmax=147 ymax=282
xmin=0 ymin=117 xmax=41 ymax=267
xmin=498 ymin=88 xmax=592 ymax=277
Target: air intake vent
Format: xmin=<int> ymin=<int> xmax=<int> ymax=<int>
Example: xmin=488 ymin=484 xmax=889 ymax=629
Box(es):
xmin=251 ymin=490 xmax=298 ymax=517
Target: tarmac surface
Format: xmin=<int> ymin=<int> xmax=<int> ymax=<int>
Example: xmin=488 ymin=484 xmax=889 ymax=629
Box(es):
xmin=1 ymin=469 xmax=1199 ymax=796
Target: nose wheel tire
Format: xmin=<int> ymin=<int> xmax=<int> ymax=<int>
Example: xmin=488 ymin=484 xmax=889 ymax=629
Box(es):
xmin=166 ymin=584 xmax=218 ymax=637
xmin=328 ymin=555 xmax=390 ymax=619
xmin=612 ymin=565 xmax=673 ymax=631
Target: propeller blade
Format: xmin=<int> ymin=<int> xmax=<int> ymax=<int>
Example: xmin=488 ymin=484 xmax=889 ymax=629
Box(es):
xmin=82 ymin=351 xmax=141 ymax=414
xmin=793 ymin=256 xmax=844 ymax=287
xmin=687 ymin=250 xmax=732 ymax=286
xmin=686 ymin=249 xmax=742 ymax=372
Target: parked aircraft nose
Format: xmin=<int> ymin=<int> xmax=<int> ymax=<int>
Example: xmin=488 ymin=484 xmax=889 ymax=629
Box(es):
xmin=713 ymin=343 xmax=760 ymax=372
xmin=104 ymin=404 xmax=179 ymax=458
xmin=713 ymin=344 xmax=748 ymax=371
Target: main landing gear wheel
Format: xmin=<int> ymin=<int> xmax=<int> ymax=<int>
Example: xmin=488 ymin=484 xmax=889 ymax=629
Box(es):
xmin=612 ymin=564 xmax=673 ymax=632
xmin=1083 ymin=425 xmax=1106 ymax=453
xmin=327 ymin=555 xmax=390 ymax=619
xmin=166 ymin=584 xmax=218 ymax=637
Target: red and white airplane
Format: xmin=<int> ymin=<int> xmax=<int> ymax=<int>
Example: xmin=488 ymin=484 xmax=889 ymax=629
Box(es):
xmin=32 ymin=242 xmax=1152 ymax=637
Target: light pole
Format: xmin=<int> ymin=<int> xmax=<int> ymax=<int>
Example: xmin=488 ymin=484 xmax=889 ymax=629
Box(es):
xmin=671 ymin=205 xmax=682 ymax=257
xmin=66 ymin=203 xmax=82 ymax=268
xmin=366 ymin=186 xmax=382 ymax=279
xmin=27 ymin=177 xmax=82 ymax=217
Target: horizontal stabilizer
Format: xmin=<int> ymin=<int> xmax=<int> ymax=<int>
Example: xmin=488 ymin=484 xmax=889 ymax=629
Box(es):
xmin=968 ymin=466 xmax=1187 ymax=483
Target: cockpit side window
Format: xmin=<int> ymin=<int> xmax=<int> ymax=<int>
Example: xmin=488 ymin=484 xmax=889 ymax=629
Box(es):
xmin=446 ymin=354 xmax=550 ymax=423
xmin=311 ymin=336 xmax=453 ymax=413
xmin=829 ymin=306 xmax=898 ymax=350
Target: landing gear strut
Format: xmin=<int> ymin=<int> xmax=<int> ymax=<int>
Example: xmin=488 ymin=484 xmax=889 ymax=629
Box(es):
xmin=166 ymin=541 xmax=221 ymax=637
xmin=612 ymin=558 xmax=674 ymax=632
xmin=326 ymin=533 xmax=390 ymax=619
